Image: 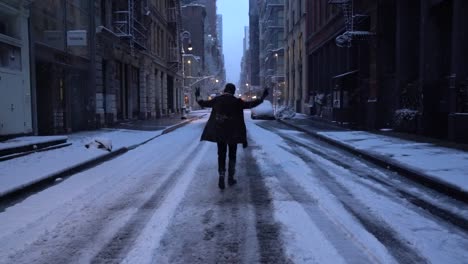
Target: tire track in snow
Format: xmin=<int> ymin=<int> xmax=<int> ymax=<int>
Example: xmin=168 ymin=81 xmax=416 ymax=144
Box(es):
xmin=276 ymin=134 xmax=428 ymax=264
xmin=150 ymin=144 xmax=260 ymax=264
xmin=260 ymin=122 xmax=468 ymax=233
xmin=4 ymin=123 xmax=208 ymax=264
xmin=243 ymin=145 xmax=293 ymax=264
xmin=151 ymin=142 xmax=287 ymax=263
xmin=247 ymin=126 xmax=380 ymax=263
xmin=276 ymin=129 xmax=468 ymax=234
xmin=90 ymin=142 xmax=210 ymax=263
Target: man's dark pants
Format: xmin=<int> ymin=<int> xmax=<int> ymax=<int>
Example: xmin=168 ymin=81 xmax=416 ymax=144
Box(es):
xmin=217 ymin=142 xmax=237 ymax=176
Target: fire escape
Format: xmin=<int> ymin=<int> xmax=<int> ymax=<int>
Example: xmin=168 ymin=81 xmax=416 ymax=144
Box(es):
xmin=113 ymin=0 xmax=148 ymax=54
xmin=167 ymin=0 xmax=182 ymax=74
xmin=264 ymin=2 xmax=284 ymax=86
xmin=328 ymin=0 xmax=375 ymax=47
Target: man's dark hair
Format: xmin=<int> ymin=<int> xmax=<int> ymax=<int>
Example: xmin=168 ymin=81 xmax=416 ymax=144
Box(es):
xmin=223 ymin=83 xmax=236 ymax=95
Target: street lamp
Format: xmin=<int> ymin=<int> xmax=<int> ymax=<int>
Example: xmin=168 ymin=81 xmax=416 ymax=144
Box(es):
xmin=181 ymin=31 xmax=192 ymax=52
xmin=180 ymin=30 xmax=193 ymax=118
xmin=187 ymin=59 xmax=192 ymax=77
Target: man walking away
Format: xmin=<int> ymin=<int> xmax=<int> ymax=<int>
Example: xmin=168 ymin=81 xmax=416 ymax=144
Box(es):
xmin=197 ymin=83 xmax=269 ymax=189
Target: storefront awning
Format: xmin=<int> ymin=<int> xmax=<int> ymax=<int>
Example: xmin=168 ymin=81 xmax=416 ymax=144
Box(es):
xmin=332 ymin=69 xmax=359 ymax=79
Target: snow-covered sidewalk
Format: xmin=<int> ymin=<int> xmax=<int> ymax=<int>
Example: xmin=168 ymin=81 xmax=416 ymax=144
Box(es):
xmin=280 ymin=116 xmax=468 ymax=197
xmin=0 ymin=111 xmax=208 ymax=198
xmin=0 ymin=128 xmax=164 ymax=197
xmin=318 ymin=131 xmax=468 ymax=193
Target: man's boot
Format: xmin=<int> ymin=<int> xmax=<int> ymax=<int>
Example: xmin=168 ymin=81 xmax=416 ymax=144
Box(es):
xmin=218 ymin=171 xmax=225 ymax=190
xmin=228 ymin=175 xmax=237 ymax=186
xmin=228 ymin=161 xmax=237 ymax=186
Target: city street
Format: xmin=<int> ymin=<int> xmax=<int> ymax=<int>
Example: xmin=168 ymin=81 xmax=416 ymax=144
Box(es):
xmin=0 ymin=114 xmax=467 ymax=264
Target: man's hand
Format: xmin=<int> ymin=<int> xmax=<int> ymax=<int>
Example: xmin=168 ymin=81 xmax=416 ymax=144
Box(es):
xmin=197 ymin=100 xmax=205 ymax=109
xmin=261 ymin=88 xmax=269 ymax=100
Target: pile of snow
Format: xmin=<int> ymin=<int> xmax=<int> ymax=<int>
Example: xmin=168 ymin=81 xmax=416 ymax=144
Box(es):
xmin=275 ymin=105 xmax=296 ymax=120
xmin=85 ymin=137 xmax=112 ymax=152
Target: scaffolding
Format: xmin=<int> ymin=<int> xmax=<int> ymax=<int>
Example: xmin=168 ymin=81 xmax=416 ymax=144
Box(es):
xmin=113 ymin=0 xmax=148 ymax=54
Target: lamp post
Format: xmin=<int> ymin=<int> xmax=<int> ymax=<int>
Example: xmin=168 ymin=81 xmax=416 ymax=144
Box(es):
xmin=180 ymin=30 xmax=193 ymax=118
xmin=274 ymin=53 xmax=279 ymax=112
xmin=181 ymin=31 xmax=193 ymax=52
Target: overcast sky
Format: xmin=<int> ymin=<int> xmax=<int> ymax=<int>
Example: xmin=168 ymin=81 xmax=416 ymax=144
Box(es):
xmin=217 ymin=0 xmax=249 ymax=86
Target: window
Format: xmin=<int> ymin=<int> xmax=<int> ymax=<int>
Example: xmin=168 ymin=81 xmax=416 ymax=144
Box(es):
xmin=278 ymin=10 xmax=284 ymax=25
xmin=0 ymin=11 xmax=20 ymax=39
xmin=0 ymin=42 xmax=21 ymax=71
xmin=298 ymin=0 xmax=302 ymax=17
xmin=100 ymin=0 xmax=106 ymax=26
xmin=277 ymin=31 xmax=284 ymax=47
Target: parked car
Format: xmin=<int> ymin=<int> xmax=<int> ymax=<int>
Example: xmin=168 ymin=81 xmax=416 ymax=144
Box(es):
xmin=251 ymin=100 xmax=275 ymax=120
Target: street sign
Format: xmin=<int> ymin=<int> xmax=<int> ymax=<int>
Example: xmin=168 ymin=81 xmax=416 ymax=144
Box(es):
xmin=67 ymin=30 xmax=87 ymax=46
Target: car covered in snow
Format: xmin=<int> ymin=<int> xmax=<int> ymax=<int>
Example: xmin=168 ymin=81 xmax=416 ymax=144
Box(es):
xmin=251 ymin=100 xmax=275 ymax=120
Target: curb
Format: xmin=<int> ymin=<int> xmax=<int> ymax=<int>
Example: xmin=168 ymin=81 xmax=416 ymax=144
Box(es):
xmin=0 ymin=138 xmax=68 ymax=157
xmin=128 ymin=115 xmax=206 ymax=150
xmin=0 ymin=142 xmax=72 ymax=162
xmin=0 ymin=147 xmax=128 ymax=207
xmin=277 ymin=119 xmax=468 ymax=203
xmin=161 ymin=115 xmax=205 ymax=135
xmin=0 ymin=115 xmax=206 ymax=206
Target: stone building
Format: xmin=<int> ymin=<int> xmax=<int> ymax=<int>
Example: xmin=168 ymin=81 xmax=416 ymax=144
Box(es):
xmin=258 ymin=0 xmax=285 ymax=106
xmin=306 ymin=0 xmax=468 ymax=143
xmin=249 ymin=0 xmax=260 ymax=90
xmin=30 ymin=0 xmax=96 ymax=134
xmin=96 ymin=0 xmax=184 ymax=126
xmin=181 ymin=1 xmax=225 ymax=104
xmin=239 ymin=26 xmax=250 ymax=96
xmin=284 ymin=0 xmax=307 ymax=113
xmin=30 ymin=0 xmax=185 ymax=135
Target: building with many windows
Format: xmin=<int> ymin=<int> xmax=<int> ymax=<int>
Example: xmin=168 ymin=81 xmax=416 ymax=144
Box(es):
xmin=284 ymin=0 xmax=306 ymax=113
xmin=248 ymin=0 xmax=260 ymax=92
xmin=239 ymin=26 xmax=250 ymax=97
xmin=181 ymin=1 xmax=224 ymax=106
xmin=96 ymin=0 xmax=183 ymax=125
xmin=305 ymin=0 xmax=468 ymax=143
xmin=22 ymin=0 xmax=185 ymax=135
xmin=30 ymin=0 xmax=96 ymax=134
xmin=259 ymin=0 xmax=285 ymax=108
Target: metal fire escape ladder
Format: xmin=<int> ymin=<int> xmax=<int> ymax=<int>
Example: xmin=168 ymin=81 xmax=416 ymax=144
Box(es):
xmin=128 ymin=0 xmax=135 ymax=55
xmin=113 ymin=0 xmax=148 ymax=55
xmin=167 ymin=0 xmax=182 ymax=73
xmin=328 ymin=0 xmax=375 ymax=47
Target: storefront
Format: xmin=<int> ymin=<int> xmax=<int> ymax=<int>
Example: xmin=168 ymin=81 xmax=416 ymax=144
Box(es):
xmin=30 ymin=0 xmax=95 ymax=135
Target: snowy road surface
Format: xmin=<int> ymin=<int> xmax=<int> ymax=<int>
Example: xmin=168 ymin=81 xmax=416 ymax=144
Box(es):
xmin=0 ymin=114 xmax=467 ymax=263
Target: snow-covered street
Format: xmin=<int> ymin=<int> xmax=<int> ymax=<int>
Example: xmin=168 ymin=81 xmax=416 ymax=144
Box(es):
xmin=0 ymin=115 xmax=467 ymax=264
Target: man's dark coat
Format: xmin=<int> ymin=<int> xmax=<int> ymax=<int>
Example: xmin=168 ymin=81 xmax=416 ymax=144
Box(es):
xmin=198 ymin=94 xmax=263 ymax=147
